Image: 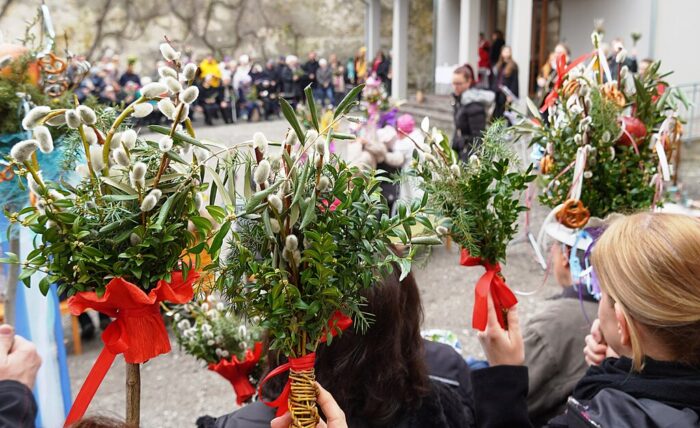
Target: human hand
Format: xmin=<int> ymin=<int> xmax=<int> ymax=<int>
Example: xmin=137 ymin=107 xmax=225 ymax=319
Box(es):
xmin=0 ymin=324 xmax=42 ymax=389
xmin=583 ymin=319 xmax=617 ymax=366
xmin=270 ymin=383 xmax=347 ymax=428
xmin=477 ymin=294 xmax=524 ymax=366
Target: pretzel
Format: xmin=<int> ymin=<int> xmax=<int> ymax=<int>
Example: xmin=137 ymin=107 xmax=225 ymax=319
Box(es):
xmin=38 ymin=52 xmax=67 ymax=75
xmin=556 ymin=199 xmax=590 ymax=229
xmin=562 ymin=79 xmax=580 ymax=99
xmin=0 ymin=165 xmax=15 ymax=183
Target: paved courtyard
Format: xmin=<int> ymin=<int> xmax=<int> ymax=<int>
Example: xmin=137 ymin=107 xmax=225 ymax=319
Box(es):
xmin=65 ymin=119 xmax=700 ymax=427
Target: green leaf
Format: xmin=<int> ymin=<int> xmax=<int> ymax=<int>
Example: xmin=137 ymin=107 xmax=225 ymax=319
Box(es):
xmin=205 ymin=205 xmax=227 ymax=223
xmin=409 ymin=235 xmax=443 ymax=245
xmin=279 ymin=97 xmax=306 ymax=145
xmin=334 ymin=84 xmax=365 ymax=119
xmin=102 ymin=194 xmax=139 ymax=202
xmin=209 ymin=221 xmax=232 ymax=258
xmin=39 ymin=276 xmax=51 ymax=295
xmin=299 ymin=194 xmax=317 ymax=229
xmin=243 ymin=181 xmax=282 ymax=214
xmin=304 ymin=84 xmax=320 ymax=131
xmin=101 ymin=177 xmax=137 ymax=195
xmin=330 ymin=132 xmax=356 ymax=140
xmin=205 ymin=166 xmax=234 ymax=207
xmin=156 ymin=195 xmax=175 ymax=227
xmin=0 ymin=252 xmax=19 ymax=264
xmin=148 ymin=125 xmax=209 ymax=150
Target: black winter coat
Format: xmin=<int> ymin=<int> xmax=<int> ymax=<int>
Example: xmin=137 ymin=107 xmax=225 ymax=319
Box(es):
xmin=452 ymin=94 xmax=489 ymax=162
xmin=471 ymin=357 xmax=700 ymax=428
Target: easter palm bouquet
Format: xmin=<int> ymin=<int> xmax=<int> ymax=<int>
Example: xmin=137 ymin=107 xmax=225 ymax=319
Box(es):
xmin=411 ymin=119 xmax=534 ymax=330
xmin=205 ymin=86 xmax=437 ymax=427
xmin=515 ymin=30 xmax=687 ymax=224
xmin=2 ymin=40 xmax=219 ymax=426
xmin=171 ymin=295 xmax=265 ymax=405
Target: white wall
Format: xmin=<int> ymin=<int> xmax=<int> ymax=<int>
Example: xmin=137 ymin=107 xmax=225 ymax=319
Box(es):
xmin=559 ymin=0 xmax=700 ymax=86
xmin=560 ymin=0 xmax=653 ymax=58
xmin=654 ymin=0 xmax=700 ymax=85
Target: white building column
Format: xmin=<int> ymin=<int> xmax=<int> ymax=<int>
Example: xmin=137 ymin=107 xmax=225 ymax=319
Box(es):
xmin=458 ymin=0 xmax=481 ymax=66
xmin=392 ymin=0 xmax=409 ymax=99
xmin=365 ymin=0 xmax=381 ymax=62
xmin=435 ymin=0 xmax=460 ymax=66
xmin=506 ymin=0 xmax=533 ymax=100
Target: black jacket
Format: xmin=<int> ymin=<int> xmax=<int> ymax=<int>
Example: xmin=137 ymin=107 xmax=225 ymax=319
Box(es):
xmin=200 ymin=340 xmax=475 ymax=428
xmin=452 ymin=90 xmax=493 ymax=162
xmin=0 ymin=380 xmax=37 ymax=428
xmin=471 ymin=357 xmax=700 ymax=428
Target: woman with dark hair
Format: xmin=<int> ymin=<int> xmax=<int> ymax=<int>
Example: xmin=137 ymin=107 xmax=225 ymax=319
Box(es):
xmin=490 ymin=46 xmax=519 ymax=121
xmin=451 ymin=64 xmax=495 ymax=161
xmin=199 ymin=262 xmax=474 ymax=428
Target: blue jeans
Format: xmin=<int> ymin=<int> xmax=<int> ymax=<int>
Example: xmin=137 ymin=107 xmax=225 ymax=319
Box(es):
xmin=314 ymin=86 xmax=334 ymax=106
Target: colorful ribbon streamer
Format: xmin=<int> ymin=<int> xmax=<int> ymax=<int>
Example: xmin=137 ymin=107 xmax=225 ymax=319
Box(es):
xmin=209 ymin=341 xmax=264 ymax=405
xmin=460 ymin=249 xmax=518 ymax=331
xmin=63 ymin=271 xmax=199 ymax=427
xmin=258 ymin=310 xmax=351 ymax=416
xmin=540 ymin=51 xmax=594 ymax=113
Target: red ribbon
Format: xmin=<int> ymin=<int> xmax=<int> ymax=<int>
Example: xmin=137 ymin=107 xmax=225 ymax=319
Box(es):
xmin=258 ymin=310 xmax=351 ymax=416
xmin=540 ymin=51 xmax=594 ymax=113
xmin=320 ymin=310 xmax=352 ymax=343
xmin=259 ymin=353 xmax=317 ymax=417
xmin=460 ymin=249 xmax=517 ymax=331
xmin=209 ymin=341 xmax=264 ymax=405
xmin=63 ymin=271 xmax=198 ymax=427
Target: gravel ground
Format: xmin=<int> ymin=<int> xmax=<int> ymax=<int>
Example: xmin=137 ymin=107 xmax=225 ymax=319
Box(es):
xmin=66 ymin=120 xmax=700 ymax=427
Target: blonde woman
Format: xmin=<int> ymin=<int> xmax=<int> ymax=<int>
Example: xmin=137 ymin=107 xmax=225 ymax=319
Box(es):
xmin=471 ymin=212 xmax=700 ymax=427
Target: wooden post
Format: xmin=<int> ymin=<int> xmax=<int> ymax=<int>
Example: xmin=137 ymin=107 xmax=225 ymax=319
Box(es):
xmin=126 ymin=363 xmax=141 ymax=427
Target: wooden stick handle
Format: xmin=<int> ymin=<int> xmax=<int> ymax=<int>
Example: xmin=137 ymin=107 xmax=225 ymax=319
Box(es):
xmin=126 ymin=363 xmax=141 ymax=427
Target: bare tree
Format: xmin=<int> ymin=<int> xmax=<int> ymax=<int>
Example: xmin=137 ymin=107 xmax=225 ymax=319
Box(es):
xmin=0 ymin=0 xmax=16 ymax=21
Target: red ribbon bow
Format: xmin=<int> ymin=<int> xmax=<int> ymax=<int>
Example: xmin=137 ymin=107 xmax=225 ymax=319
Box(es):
xmin=63 ymin=271 xmax=198 ymax=427
xmin=540 ymin=51 xmax=594 ymax=113
xmin=258 ymin=310 xmax=351 ymax=416
xmin=209 ymin=341 xmax=264 ymax=405
xmin=460 ymin=249 xmax=517 ymax=331
xmin=258 ymin=352 xmax=317 ymax=417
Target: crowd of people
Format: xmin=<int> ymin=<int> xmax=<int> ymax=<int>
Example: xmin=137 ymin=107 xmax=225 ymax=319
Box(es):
xmin=73 ymin=47 xmax=392 ymax=128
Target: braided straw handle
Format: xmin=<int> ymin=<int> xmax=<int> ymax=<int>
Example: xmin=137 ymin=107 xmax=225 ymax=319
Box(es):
xmin=289 ymin=368 xmax=320 ymax=428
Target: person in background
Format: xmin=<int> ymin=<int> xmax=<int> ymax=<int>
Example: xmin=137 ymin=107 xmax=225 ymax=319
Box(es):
xmin=0 ymin=324 xmax=41 ymax=427
xmin=329 ymin=53 xmax=346 ymax=104
xmin=477 ymin=32 xmax=491 ymax=87
xmin=607 ymin=37 xmax=638 ymax=79
xmin=279 ymin=55 xmax=302 ymax=108
xmin=199 ymin=53 xmax=222 ymax=84
xmin=523 ymin=226 xmax=598 ymax=426
xmin=118 ymin=57 xmax=141 ymax=88
xmin=219 ymin=76 xmax=235 ymax=124
xmin=490 ymin=45 xmax=519 ymax=121
xmin=536 ymin=43 xmax=569 ymax=108
xmin=345 ymin=56 xmax=356 ymax=86
xmin=489 ymin=30 xmax=505 ymax=69
xmin=302 ymin=51 xmax=320 ymax=102
xmin=472 ymin=213 xmax=700 ymax=427
xmin=199 ymin=75 xmax=224 ymax=126
xmin=315 ymin=58 xmax=334 ymax=106
xmin=233 ymin=54 xmax=251 ymax=119
xmin=354 ymin=47 xmax=368 ymax=85
xmin=451 ymin=64 xmax=494 ymax=161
